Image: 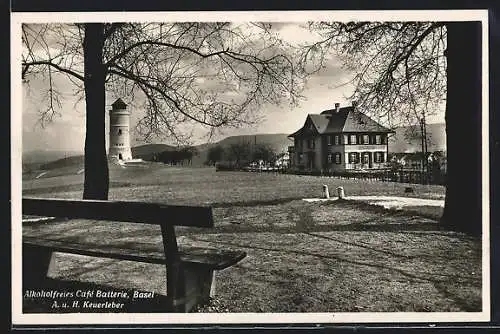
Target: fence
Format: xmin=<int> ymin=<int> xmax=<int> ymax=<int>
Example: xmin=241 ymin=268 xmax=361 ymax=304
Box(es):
xmin=216 ymin=163 xmax=445 ymax=186
xmin=285 ymin=169 xmax=446 ymax=186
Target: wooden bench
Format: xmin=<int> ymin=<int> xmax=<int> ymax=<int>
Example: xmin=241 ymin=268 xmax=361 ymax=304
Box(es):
xmin=22 ymin=197 xmax=247 ymax=312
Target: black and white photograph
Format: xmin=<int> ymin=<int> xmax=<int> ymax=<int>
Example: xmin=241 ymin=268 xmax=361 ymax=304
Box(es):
xmin=11 ymin=10 xmax=490 ymax=325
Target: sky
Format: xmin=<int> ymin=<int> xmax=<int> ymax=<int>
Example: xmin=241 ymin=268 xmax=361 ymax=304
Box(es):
xmin=20 ymin=22 xmax=445 ymax=153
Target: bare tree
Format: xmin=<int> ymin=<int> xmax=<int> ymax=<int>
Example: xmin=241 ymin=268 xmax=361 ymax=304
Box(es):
xmin=206 ymin=145 xmax=224 ymax=166
xmin=252 ymin=143 xmax=277 ymax=163
xmin=22 ymin=22 xmax=307 ymax=199
xmin=303 ymin=21 xmax=482 ymax=235
xmin=303 ymin=22 xmax=446 ymax=128
xmin=226 ymin=142 xmax=252 ymax=167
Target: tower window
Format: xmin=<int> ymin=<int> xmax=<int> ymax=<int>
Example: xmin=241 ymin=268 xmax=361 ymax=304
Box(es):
xmin=118 ymin=129 xmax=122 ymax=135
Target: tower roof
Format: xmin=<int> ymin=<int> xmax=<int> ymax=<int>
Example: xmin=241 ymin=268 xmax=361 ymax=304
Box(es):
xmin=112 ymin=98 xmax=128 ymax=109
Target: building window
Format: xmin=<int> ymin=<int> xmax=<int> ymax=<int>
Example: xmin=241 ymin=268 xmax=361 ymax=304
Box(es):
xmin=374 ymin=152 xmax=385 ymax=163
xmin=327 ymin=153 xmax=333 ymax=163
xmin=118 ymin=129 xmax=122 ymax=135
xmin=335 ymin=152 xmax=341 ymax=164
xmin=362 ymin=152 xmax=370 ymax=164
xmin=298 ymin=153 xmax=304 ymax=163
xmin=349 ymin=152 xmax=359 ymax=164
xmin=327 ymin=135 xmax=332 ymax=146
xmin=363 ymin=135 xmax=369 ymax=144
xmin=375 ymin=135 xmax=382 ymax=144
xmin=350 ymin=135 xmax=357 ymax=145
xmin=334 ymin=135 xmax=340 ymax=145
xmin=343 ymin=135 xmax=349 ymax=145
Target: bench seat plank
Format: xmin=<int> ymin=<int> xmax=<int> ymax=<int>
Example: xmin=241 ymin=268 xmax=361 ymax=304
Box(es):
xmin=23 ymin=238 xmax=246 ymax=270
xmin=23 ymin=197 xmax=214 ymax=228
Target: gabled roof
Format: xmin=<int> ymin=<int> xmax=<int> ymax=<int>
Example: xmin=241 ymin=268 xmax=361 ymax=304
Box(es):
xmin=289 ymin=105 xmax=392 ymax=138
xmin=288 ymin=114 xmax=320 ymax=137
xmin=308 ymin=114 xmax=330 ymax=133
xmin=342 ymin=109 xmax=392 ymax=132
xmin=112 ymin=98 xmax=128 ymax=109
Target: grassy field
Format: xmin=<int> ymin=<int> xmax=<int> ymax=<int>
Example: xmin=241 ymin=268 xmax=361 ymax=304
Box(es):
xmin=21 ymin=164 xmax=481 ymax=313
xmin=23 ymin=164 xmax=445 ymax=204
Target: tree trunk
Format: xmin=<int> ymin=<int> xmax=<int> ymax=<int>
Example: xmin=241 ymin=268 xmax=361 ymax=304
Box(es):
xmin=441 ymin=22 xmax=482 ymax=236
xmin=83 ymin=23 xmax=109 ymax=200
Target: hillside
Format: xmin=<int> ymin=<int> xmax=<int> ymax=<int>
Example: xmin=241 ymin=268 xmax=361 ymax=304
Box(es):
xmin=215 ymin=133 xmax=292 ymax=151
xmin=191 ymin=133 xmax=292 ymax=166
xmin=131 ymin=144 xmax=176 ymax=160
xmin=40 ymin=155 xmax=84 ymax=170
xmin=23 ymin=149 xmax=82 ymax=164
xmin=388 ymin=123 xmax=446 ymax=153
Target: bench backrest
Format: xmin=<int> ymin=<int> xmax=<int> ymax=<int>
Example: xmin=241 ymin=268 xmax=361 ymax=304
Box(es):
xmin=22 ymin=197 xmax=214 ymax=228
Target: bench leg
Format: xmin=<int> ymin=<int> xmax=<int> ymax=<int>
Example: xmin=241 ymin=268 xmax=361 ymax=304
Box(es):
xmin=22 ymin=244 xmax=55 ymax=290
xmin=171 ymin=263 xmax=215 ymax=312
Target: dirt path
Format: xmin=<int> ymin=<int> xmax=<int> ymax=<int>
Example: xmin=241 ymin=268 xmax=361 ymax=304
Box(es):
xmin=304 ymin=196 xmax=444 ymax=210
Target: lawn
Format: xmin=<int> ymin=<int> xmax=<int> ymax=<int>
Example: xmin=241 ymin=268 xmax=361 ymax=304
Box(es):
xmin=23 ymin=164 xmax=445 ymax=205
xmin=20 ymin=165 xmax=481 ymax=313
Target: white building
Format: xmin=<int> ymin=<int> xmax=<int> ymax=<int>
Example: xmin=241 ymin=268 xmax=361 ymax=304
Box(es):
xmin=108 ymin=98 xmax=133 ymax=161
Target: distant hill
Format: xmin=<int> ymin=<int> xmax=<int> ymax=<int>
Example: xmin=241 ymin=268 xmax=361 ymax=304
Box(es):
xmin=39 ymin=155 xmax=84 ymax=170
xmin=131 ymin=144 xmax=177 ymax=160
xmin=28 ymin=144 xmax=178 ymax=171
xmin=389 ymin=123 xmax=446 ymax=153
xmin=22 ymin=149 xmax=82 ymax=164
xmin=216 ymin=134 xmax=292 ymax=151
xmin=191 ymin=133 xmax=292 ymax=166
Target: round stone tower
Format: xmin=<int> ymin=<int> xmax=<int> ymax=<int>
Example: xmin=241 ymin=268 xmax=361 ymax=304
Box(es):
xmin=108 ymin=98 xmax=133 ymax=161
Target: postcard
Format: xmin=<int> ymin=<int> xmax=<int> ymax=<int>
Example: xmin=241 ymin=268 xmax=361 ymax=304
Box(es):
xmin=11 ymin=9 xmax=490 ymax=326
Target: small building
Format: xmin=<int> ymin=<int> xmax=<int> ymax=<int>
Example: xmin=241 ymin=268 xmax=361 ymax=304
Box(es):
xmin=288 ymin=102 xmax=394 ymax=172
xmin=390 ymin=151 xmax=447 ymax=173
xmin=274 ymin=152 xmax=290 ymax=169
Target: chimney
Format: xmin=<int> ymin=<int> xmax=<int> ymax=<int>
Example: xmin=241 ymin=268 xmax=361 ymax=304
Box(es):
xmin=334 ymin=103 xmax=340 ymax=113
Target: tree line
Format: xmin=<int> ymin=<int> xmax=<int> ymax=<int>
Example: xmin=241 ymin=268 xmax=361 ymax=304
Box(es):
xmin=138 ymin=147 xmax=198 ymax=166
xmin=205 ymin=142 xmax=283 ymax=168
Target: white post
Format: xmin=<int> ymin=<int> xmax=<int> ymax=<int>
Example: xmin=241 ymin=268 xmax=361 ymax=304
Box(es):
xmin=322 ymin=185 xmax=330 ymax=199
xmin=337 ymin=186 xmax=345 ymax=199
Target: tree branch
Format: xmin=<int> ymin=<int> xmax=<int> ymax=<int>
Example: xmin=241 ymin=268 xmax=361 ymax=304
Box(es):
xmin=106 ymin=40 xmax=230 ymax=67
xmin=108 ymin=66 xmax=224 ymax=127
xmin=22 ymin=60 xmax=85 ymax=81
